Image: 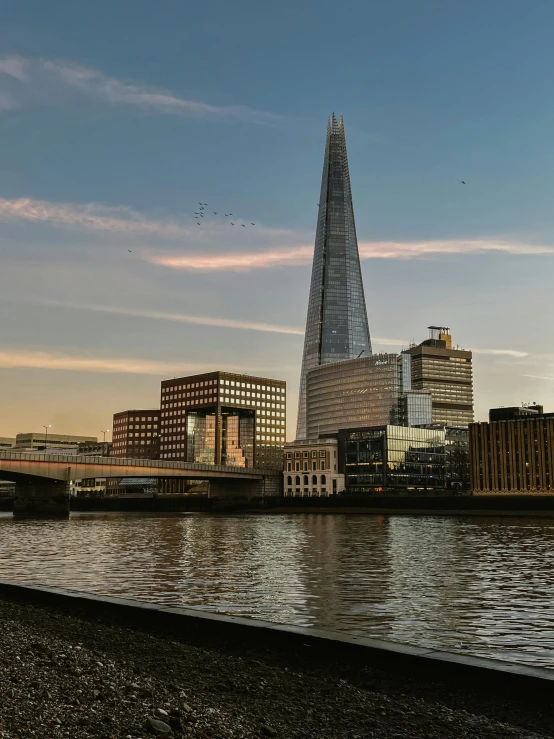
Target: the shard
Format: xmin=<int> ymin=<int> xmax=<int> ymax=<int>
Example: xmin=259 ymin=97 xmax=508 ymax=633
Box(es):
xmin=296 ymin=114 xmax=372 ymax=439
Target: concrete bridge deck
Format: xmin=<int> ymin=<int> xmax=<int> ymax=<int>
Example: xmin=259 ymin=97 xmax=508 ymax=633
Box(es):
xmin=0 ymin=451 xmax=281 ymax=517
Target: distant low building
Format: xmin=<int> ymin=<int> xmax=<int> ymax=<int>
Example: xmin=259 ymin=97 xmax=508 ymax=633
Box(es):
xmin=470 ymin=406 xmax=554 ymax=494
xmin=14 ymin=432 xmax=97 ymax=451
xmin=283 ymin=438 xmax=344 ymax=496
xmin=0 ymin=437 xmax=15 ymax=449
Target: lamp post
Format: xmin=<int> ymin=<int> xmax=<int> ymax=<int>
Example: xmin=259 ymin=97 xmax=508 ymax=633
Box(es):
xmin=101 ymin=430 xmax=110 ymax=443
xmin=43 ymin=424 xmax=51 ymax=448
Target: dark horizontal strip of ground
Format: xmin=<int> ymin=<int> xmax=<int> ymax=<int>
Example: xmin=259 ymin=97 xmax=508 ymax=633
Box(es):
xmin=0 ymin=581 xmax=553 ymax=738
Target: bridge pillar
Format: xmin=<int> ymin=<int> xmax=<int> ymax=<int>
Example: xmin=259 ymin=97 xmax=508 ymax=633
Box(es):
xmin=13 ymin=480 xmax=70 ymax=518
xmin=209 ymin=479 xmax=263 ymax=499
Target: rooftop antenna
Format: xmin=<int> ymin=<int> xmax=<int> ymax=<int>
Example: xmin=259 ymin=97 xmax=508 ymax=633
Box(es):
xmin=357 ymin=350 xmax=365 ymax=358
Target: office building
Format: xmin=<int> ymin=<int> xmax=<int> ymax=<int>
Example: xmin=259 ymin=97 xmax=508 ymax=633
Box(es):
xmin=296 ymin=114 xmax=372 ymax=439
xmin=489 ymin=404 xmax=543 ymax=422
xmin=111 ymin=410 xmax=160 ymax=459
xmin=14 ymin=432 xmax=97 ymax=450
xmin=160 ymin=371 xmax=286 ymax=470
xmin=0 ymin=437 xmax=15 ymax=448
xmin=283 ymin=438 xmax=344 ymax=496
xmin=339 ymin=424 xmax=469 ymax=494
xmin=470 ymin=409 xmax=554 ymax=494
xmin=402 ymin=326 xmax=473 ymax=426
xmin=305 ymin=353 xmax=432 ymax=438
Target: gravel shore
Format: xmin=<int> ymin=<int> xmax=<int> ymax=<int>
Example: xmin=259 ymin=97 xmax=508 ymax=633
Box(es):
xmin=0 ymin=596 xmax=551 ymax=739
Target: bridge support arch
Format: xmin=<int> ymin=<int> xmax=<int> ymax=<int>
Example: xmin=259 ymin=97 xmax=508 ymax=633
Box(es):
xmin=13 ymin=480 xmax=70 ymax=518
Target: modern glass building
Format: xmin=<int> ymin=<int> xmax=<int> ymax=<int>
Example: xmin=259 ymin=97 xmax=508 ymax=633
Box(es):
xmin=160 ymin=371 xmax=285 ymax=470
xmin=296 ymin=114 xmax=372 ymax=439
xmin=402 ymin=327 xmax=473 ymax=426
xmin=305 ymin=354 xmax=432 ymax=438
xmin=339 ymin=425 xmax=449 ymax=493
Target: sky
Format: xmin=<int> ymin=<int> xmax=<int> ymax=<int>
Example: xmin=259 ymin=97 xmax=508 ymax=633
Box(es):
xmin=1 ymin=0 xmax=554 ymax=441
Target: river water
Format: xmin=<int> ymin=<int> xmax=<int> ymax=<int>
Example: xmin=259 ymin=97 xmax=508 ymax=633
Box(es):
xmin=0 ymin=512 xmax=553 ymax=668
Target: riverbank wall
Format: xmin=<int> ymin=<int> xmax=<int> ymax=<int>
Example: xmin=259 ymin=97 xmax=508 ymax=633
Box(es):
xmin=5 ymin=493 xmax=554 ymax=516
xmin=1 ymin=580 xmax=553 ymax=695
xmin=72 ymin=493 xmax=554 ymax=515
xmin=1 ymin=582 xmax=552 ymax=738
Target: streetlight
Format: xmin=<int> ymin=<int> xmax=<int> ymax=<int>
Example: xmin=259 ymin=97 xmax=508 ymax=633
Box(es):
xmin=43 ymin=424 xmax=51 ymax=448
xmin=101 ymin=429 xmax=110 ymax=443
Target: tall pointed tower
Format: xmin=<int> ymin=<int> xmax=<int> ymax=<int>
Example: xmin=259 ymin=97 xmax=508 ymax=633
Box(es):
xmin=296 ymin=114 xmax=372 ymax=439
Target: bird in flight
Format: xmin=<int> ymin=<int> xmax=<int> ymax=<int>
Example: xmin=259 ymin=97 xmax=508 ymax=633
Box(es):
xmin=128 ymin=249 xmax=132 ymax=252
xmin=251 ymin=223 xmax=255 ymax=226
xmin=213 ymin=211 xmax=218 ymax=214
xmin=197 ymin=223 xmax=200 ymax=226
xmin=225 ymin=214 xmax=229 ymax=216
xmin=231 ymin=222 xmax=235 ymax=226
xmin=242 ymin=224 xmax=245 ymax=227
xmin=460 ymin=181 xmax=466 ymax=185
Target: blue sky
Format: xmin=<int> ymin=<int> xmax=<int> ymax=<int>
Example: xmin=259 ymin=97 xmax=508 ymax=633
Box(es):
xmin=1 ymin=0 xmax=553 ymax=439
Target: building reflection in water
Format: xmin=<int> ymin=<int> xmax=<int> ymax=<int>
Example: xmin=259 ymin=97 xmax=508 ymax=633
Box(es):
xmin=1 ymin=513 xmax=554 ymax=668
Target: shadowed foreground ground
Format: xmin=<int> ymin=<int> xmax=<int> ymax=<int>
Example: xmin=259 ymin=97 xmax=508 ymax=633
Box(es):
xmin=0 ymin=596 xmax=552 ymax=739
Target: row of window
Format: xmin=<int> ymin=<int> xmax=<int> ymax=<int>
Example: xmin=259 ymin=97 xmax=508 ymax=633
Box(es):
xmin=286 ymin=475 xmax=327 ymax=485
xmin=286 ymin=450 xmax=328 ymax=458
xmin=287 ymin=461 xmax=329 ymax=471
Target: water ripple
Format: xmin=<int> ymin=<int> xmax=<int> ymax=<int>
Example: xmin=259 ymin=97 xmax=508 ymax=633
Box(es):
xmin=1 ymin=512 xmax=553 ymax=668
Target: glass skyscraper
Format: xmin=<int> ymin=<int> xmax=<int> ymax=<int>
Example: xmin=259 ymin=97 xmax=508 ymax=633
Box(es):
xmin=296 ymin=114 xmax=372 ymax=440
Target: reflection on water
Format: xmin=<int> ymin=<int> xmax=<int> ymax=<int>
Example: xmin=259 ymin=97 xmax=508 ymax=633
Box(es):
xmin=1 ymin=512 xmax=554 ymax=668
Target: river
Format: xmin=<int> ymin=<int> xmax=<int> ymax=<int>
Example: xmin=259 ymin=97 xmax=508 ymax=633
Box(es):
xmin=0 ymin=512 xmax=553 ymax=668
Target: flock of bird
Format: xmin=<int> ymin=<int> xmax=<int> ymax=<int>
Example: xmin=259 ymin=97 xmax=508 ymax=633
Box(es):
xmin=126 ymin=184 xmax=466 ymax=253
xmin=194 ymin=202 xmax=255 ymax=228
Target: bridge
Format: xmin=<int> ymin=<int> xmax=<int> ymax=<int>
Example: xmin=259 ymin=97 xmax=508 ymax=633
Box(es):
xmin=0 ymin=451 xmax=281 ymax=517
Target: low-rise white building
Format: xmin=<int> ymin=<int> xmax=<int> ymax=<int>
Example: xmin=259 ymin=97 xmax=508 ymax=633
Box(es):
xmin=283 ymin=437 xmax=344 ymax=496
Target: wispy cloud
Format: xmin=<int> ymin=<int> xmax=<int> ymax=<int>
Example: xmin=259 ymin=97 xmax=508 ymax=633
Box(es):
xmin=0 ymin=55 xmax=279 ymax=123
xmin=0 ymin=348 xmax=282 ymax=376
xmin=472 ymin=348 xmax=529 ymax=358
xmin=151 ymin=239 xmax=554 ymax=272
xmin=0 ymin=196 xmax=192 ymax=238
xmin=1 ymin=194 xmax=552 ymax=268
xmin=523 ymin=374 xmax=554 ymax=382
xmin=41 ymin=301 xmax=305 ymax=336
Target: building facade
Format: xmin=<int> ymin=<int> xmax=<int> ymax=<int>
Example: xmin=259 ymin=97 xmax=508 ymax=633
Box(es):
xmin=305 ymin=354 xmax=432 ymax=438
xmin=470 ymin=412 xmax=554 ymax=494
xmin=14 ymin=432 xmax=97 ymax=450
xmin=338 ymin=424 xmax=469 ymax=494
xmin=402 ymin=327 xmax=473 ymax=427
xmin=111 ymin=410 xmax=160 ymax=459
xmin=283 ymin=438 xmax=344 ymax=496
xmin=0 ymin=437 xmax=15 ymax=448
xmin=160 ymin=372 xmax=285 ymax=470
xmin=296 ymin=114 xmax=372 ymax=439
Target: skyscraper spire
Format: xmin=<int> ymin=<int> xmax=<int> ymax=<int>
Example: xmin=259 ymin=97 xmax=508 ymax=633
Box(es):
xmin=295 ymin=114 xmax=372 ymax=439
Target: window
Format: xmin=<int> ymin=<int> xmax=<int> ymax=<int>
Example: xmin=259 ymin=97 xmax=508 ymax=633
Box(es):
xmin=320 ymin=461 xmax=325 ymax=470
xmin=295 ymin=476 xmax=300 ymax=485
xmin=295 ymin=462 xmax=300 ymax=471
xmin=303 ymin=475 xmax=309 ymax=485
xmin=303 ymin=452 xmax=309 ymax=458
xmin=287 ymin=476 xmax=292 ymax=485
xmin=320 ymin=450 xmax=326 ymax=457
xmin=321 ymin=475 xmax=326 ymax=485
xmin=311 ymin=451 xmax=317 ymax=458
xmin=312 ymin=475 xmax=318 ymax=485
xmin=287 ymin=463 xmax=292 ymax=472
